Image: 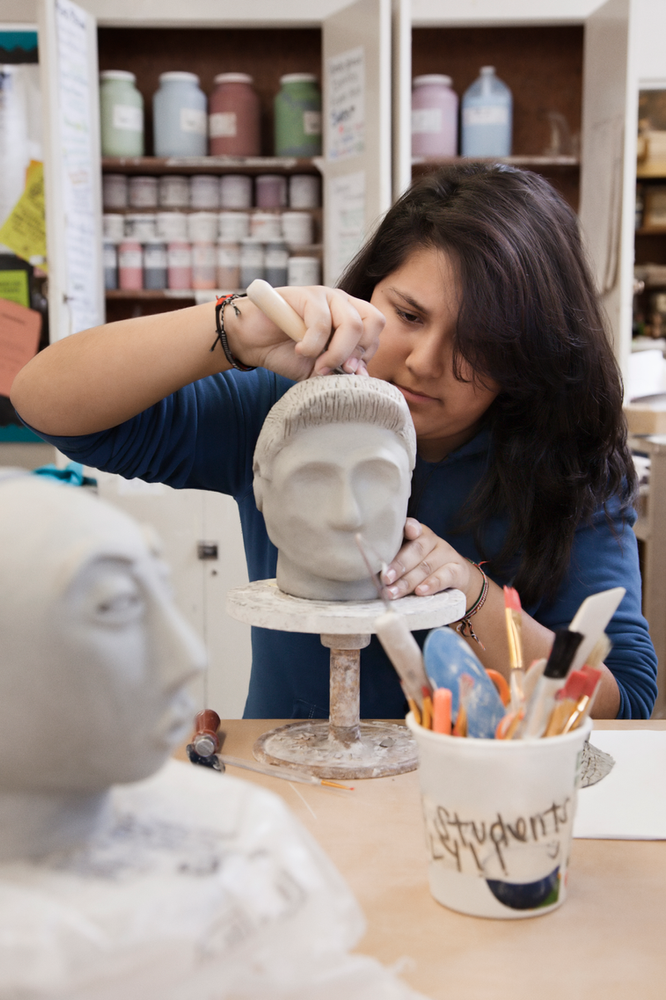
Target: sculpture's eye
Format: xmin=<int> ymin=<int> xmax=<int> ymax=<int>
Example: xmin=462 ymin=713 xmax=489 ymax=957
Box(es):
xmin=90 ymin=573 xmax=145 ymax=626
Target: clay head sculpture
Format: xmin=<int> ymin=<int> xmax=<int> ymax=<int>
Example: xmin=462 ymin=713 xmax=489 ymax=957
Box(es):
xmin=0 ymin=475 xmax=205 ymax=861
xmin=253 ymin=375 xmax=416 ymax=600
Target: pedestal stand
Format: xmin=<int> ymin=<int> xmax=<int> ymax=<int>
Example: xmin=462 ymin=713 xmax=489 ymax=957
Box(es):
xmin=227 ymin=580 xmax=465 ymax=780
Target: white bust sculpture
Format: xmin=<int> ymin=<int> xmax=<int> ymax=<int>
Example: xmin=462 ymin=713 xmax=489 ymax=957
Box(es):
xmin=253 ymin=375 xmax=416 ymax=601
xmin=0 ymin=476 xmax=424 ymax=1000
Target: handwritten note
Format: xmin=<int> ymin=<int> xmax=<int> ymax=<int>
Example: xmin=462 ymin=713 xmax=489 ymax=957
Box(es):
xmin=327 ymin=171 xmax=365 ymax=285
xmin=326 ymin=46 xmax=365 ymax=162
xmin=0 ymin=161 xmax=47 ymax=266
xmin=0 ymin=298 xmax=42 ymax=396
xmin=55 ymin=0 xmax=102 ymax=335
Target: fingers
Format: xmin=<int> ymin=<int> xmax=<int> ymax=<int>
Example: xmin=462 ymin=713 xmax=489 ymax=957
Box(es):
xmin=381 ymin=522 xmax=472 ymax=599
xmin=280 ymin=286 xmax=385 ymax=376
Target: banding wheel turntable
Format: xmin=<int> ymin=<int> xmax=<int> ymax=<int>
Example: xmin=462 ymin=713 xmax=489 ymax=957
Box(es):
xmin=226 ymin=580 xmax=465 ymax=780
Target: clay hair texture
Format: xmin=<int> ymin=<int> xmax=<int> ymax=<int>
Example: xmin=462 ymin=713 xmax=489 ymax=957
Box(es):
xmin=254 ymin=375 xmax=417 ymax=479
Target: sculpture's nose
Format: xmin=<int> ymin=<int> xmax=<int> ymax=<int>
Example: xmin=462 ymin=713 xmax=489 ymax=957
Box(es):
xmin=329 ymin=480 xmax=363 ymax=530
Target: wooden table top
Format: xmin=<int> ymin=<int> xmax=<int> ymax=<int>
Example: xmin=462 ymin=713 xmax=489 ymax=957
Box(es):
xmin=177 ymin=719 xmax=666 ymax=1000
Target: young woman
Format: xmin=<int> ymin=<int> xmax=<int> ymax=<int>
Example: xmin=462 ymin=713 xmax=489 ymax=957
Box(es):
xmin=11 ymin=163 xmax=658 ymax=720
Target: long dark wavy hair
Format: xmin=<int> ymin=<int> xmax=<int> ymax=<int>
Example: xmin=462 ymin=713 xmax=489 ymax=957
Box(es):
xmin=339 ymin=163 xmax=636 ymax=606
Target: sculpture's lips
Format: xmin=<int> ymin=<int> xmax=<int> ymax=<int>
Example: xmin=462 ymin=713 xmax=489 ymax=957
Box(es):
xmin=394 ymin=382 xmax=439 ymax=404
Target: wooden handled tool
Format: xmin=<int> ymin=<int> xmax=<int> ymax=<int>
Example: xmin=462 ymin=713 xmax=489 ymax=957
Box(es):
xmin=246 ymin=278 xmax=307 ymax=342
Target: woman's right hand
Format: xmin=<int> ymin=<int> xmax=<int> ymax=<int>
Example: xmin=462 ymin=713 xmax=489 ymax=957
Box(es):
xmin=225 ymin=285 xmax=385 ymax=381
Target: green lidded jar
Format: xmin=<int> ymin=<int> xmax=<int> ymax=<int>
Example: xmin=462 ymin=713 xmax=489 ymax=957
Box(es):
xmin=100 ymin=70 xmax=144 ymax=157
xmin=274 ymin=73 xmax=322 ymax=157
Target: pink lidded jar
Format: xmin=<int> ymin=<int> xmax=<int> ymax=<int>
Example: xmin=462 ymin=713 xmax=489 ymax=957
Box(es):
xmin=192 ymin=243 xmax=217 ymax=290
xmin=118 ymin=240 xmax=143 ymax=290
xmin=209 ymin=73 xmax=260 ymax=156
xmin=167 ymin=241 xmax=192 ymax=290
xmin=411 ymin=74 xmax=458 ymax=157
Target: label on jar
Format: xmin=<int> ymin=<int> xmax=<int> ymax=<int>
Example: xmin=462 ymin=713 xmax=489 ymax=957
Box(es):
xmin=144 ymin=246 xmax=167 ymax=268
xmin=193 ymin=244 xmax=217 ymax=266
xmin=411 ymin=108 xmax=443 ymax=134
xmin=168 ymin=246 xmax=193 ymax=267
xmin=265 ymin=247 xmax=288 ymax=268
xmin=113 ymin=104 xmax=143 ymax=132
xmin=209 ymin=112 xmax=237 ymax=138
xmin=303 ymin=111 xmax=322 ymax=136
xmin=218 ymin=244 xmax=240 ymax=266
xmin=180 ymin=108 xmax=207 ymax=135
xmin=118 ymin=249 xmax=142 ymax=268
xmin=462 ymin=106 xmax=509 ymax=127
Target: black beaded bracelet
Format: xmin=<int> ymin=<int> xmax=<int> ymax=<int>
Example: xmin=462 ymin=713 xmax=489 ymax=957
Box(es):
xmin=454 ymin=559 xmax=489 ymax=648
xmin=211 ymin=293 xmax=256 ymax=371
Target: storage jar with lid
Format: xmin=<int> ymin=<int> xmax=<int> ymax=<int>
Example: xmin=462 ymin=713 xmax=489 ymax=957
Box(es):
xmin=190 ymin=175 xmax=219 ymax=210
xmin=274 ymin=74 xmax=322 ymax=157
xmin=461 ymin=66 xmax=512 ymax=158
xmin=281 ymin=211 xmax=313 ymax=247
xmin=217 ymin=241 xmax=240 ymax=290
xmin=287 ymin=255 xmax=320 ymax=286
xmin=265 ymin=240 xmax=288 ymax=286
xmin=218 ymin=211 xmax=250 ymax=242
xmin=192 ymin=243 xmax=217 ymax=290
xmin=128 ymin=175 xmax=158 ymax=208
xmin=118 ymin=240 xmax=143 ymax=290
xmin=153 ymin=72 xmax=207 ymax=157
xmin=125 ymin=214 xmax=157 ymax=242
xmin=156 ymin=211 xmax=188 ymax=242
xmin=102 ymin=174 xmax=128 ymax=210
xmin=250 ymin=212 xmax=282 ymax=242
xmin=100 ymin=70 xmax=144 ymax=157
xmin=256 ymin=174 xmax=287 ymax=209
xmin=240 ymin=239 xmax=265 ymax=288
xmin=209 ymin=73 xmax=260 ymax=156
xmin=159 ymin=175 xmax=190 ymax=208
xmin=219 ymin=174 xmax=253 ymax=209
xmin=103 ymin=241 xmax=118 ymax=290
xmin=411 ymin=75 xmax=458 ymax=157
xmin=143 ymin=239 xmax=168 ymax=290
xmin=167 ymin=241 xmax=192 ymax=290
xmin=102 ymin=213 xmax=125 ymax=243
xmin=289 ymin=174 xmax=320 ymax=208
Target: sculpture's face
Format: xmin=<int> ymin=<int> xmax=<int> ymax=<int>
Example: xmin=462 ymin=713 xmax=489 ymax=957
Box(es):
xmin=256 ymin=422 xmax=411 ymax=599
xmin=0 ymin=480 xmax=206 ymax=793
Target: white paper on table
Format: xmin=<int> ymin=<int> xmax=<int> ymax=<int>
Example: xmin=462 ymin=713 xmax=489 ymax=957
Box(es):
xmin=573 ymin=730 xmax=666 ymax=839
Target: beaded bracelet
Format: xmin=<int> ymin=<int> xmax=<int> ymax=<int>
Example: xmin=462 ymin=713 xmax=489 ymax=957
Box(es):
xmin=454 ymin=559 xmax=489 ymax=648
xmin=211 ymin=293 xmax=256 ymax=371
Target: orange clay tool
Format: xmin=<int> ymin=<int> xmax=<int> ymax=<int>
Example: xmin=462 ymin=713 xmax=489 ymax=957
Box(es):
xmin=495 ymin=708 xmax=525 ymax=740
xmin=486 ymin=669 xmax=510 ymax=707
xmin=544 ymin=671 xmax=588 ymax=737
xmin=433 ymin=687 xmax=453 ymax=734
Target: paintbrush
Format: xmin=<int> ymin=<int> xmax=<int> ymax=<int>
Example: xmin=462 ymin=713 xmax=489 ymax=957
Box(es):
xmin=217 ymin=754 xmax=353 ymax=790
xmin=503 ymin=586 xmax=525 ymax=711
xmin=521 ymin=630 xmax=584 ymax=738
xmin=356 ymin=533 xmax=432 ymax=710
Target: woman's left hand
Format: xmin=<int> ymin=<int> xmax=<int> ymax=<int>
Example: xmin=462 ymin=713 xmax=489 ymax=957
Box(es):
xmin=381 ymin=519 xmax=479 ymax=603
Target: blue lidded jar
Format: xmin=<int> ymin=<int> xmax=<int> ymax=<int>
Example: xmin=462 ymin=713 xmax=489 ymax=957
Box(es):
xmin=153 ymin=72 xmax=207 ymax=157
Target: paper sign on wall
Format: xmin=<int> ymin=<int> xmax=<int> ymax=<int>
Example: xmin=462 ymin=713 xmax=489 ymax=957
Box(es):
xmin=326 ymin=46 xmax=365 ymax=162
xmin=0 ymin=298 xmax=42 ymax=397
xmin=0 ymin=160 xmax=47 ymax=266
xmin=55 ymin=0 xmax=102 ymax=336
xmin=327 ymin=170 xmax=365 ymax=285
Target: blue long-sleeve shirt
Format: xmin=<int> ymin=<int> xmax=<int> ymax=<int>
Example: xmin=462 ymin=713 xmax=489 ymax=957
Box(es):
xmin=23 ymin=367 xmax=658 ymax=719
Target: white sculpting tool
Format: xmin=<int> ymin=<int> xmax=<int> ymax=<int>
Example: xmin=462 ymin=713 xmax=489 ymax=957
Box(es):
xmin=354 ymin=533 xmax=431 ymax=711
xmin=246 ymin=278 xmax=345 ymax=374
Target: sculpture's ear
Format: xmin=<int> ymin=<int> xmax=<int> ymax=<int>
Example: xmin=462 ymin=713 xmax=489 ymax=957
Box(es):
xmin=253 ymin=472 xmax=265 ymax=512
